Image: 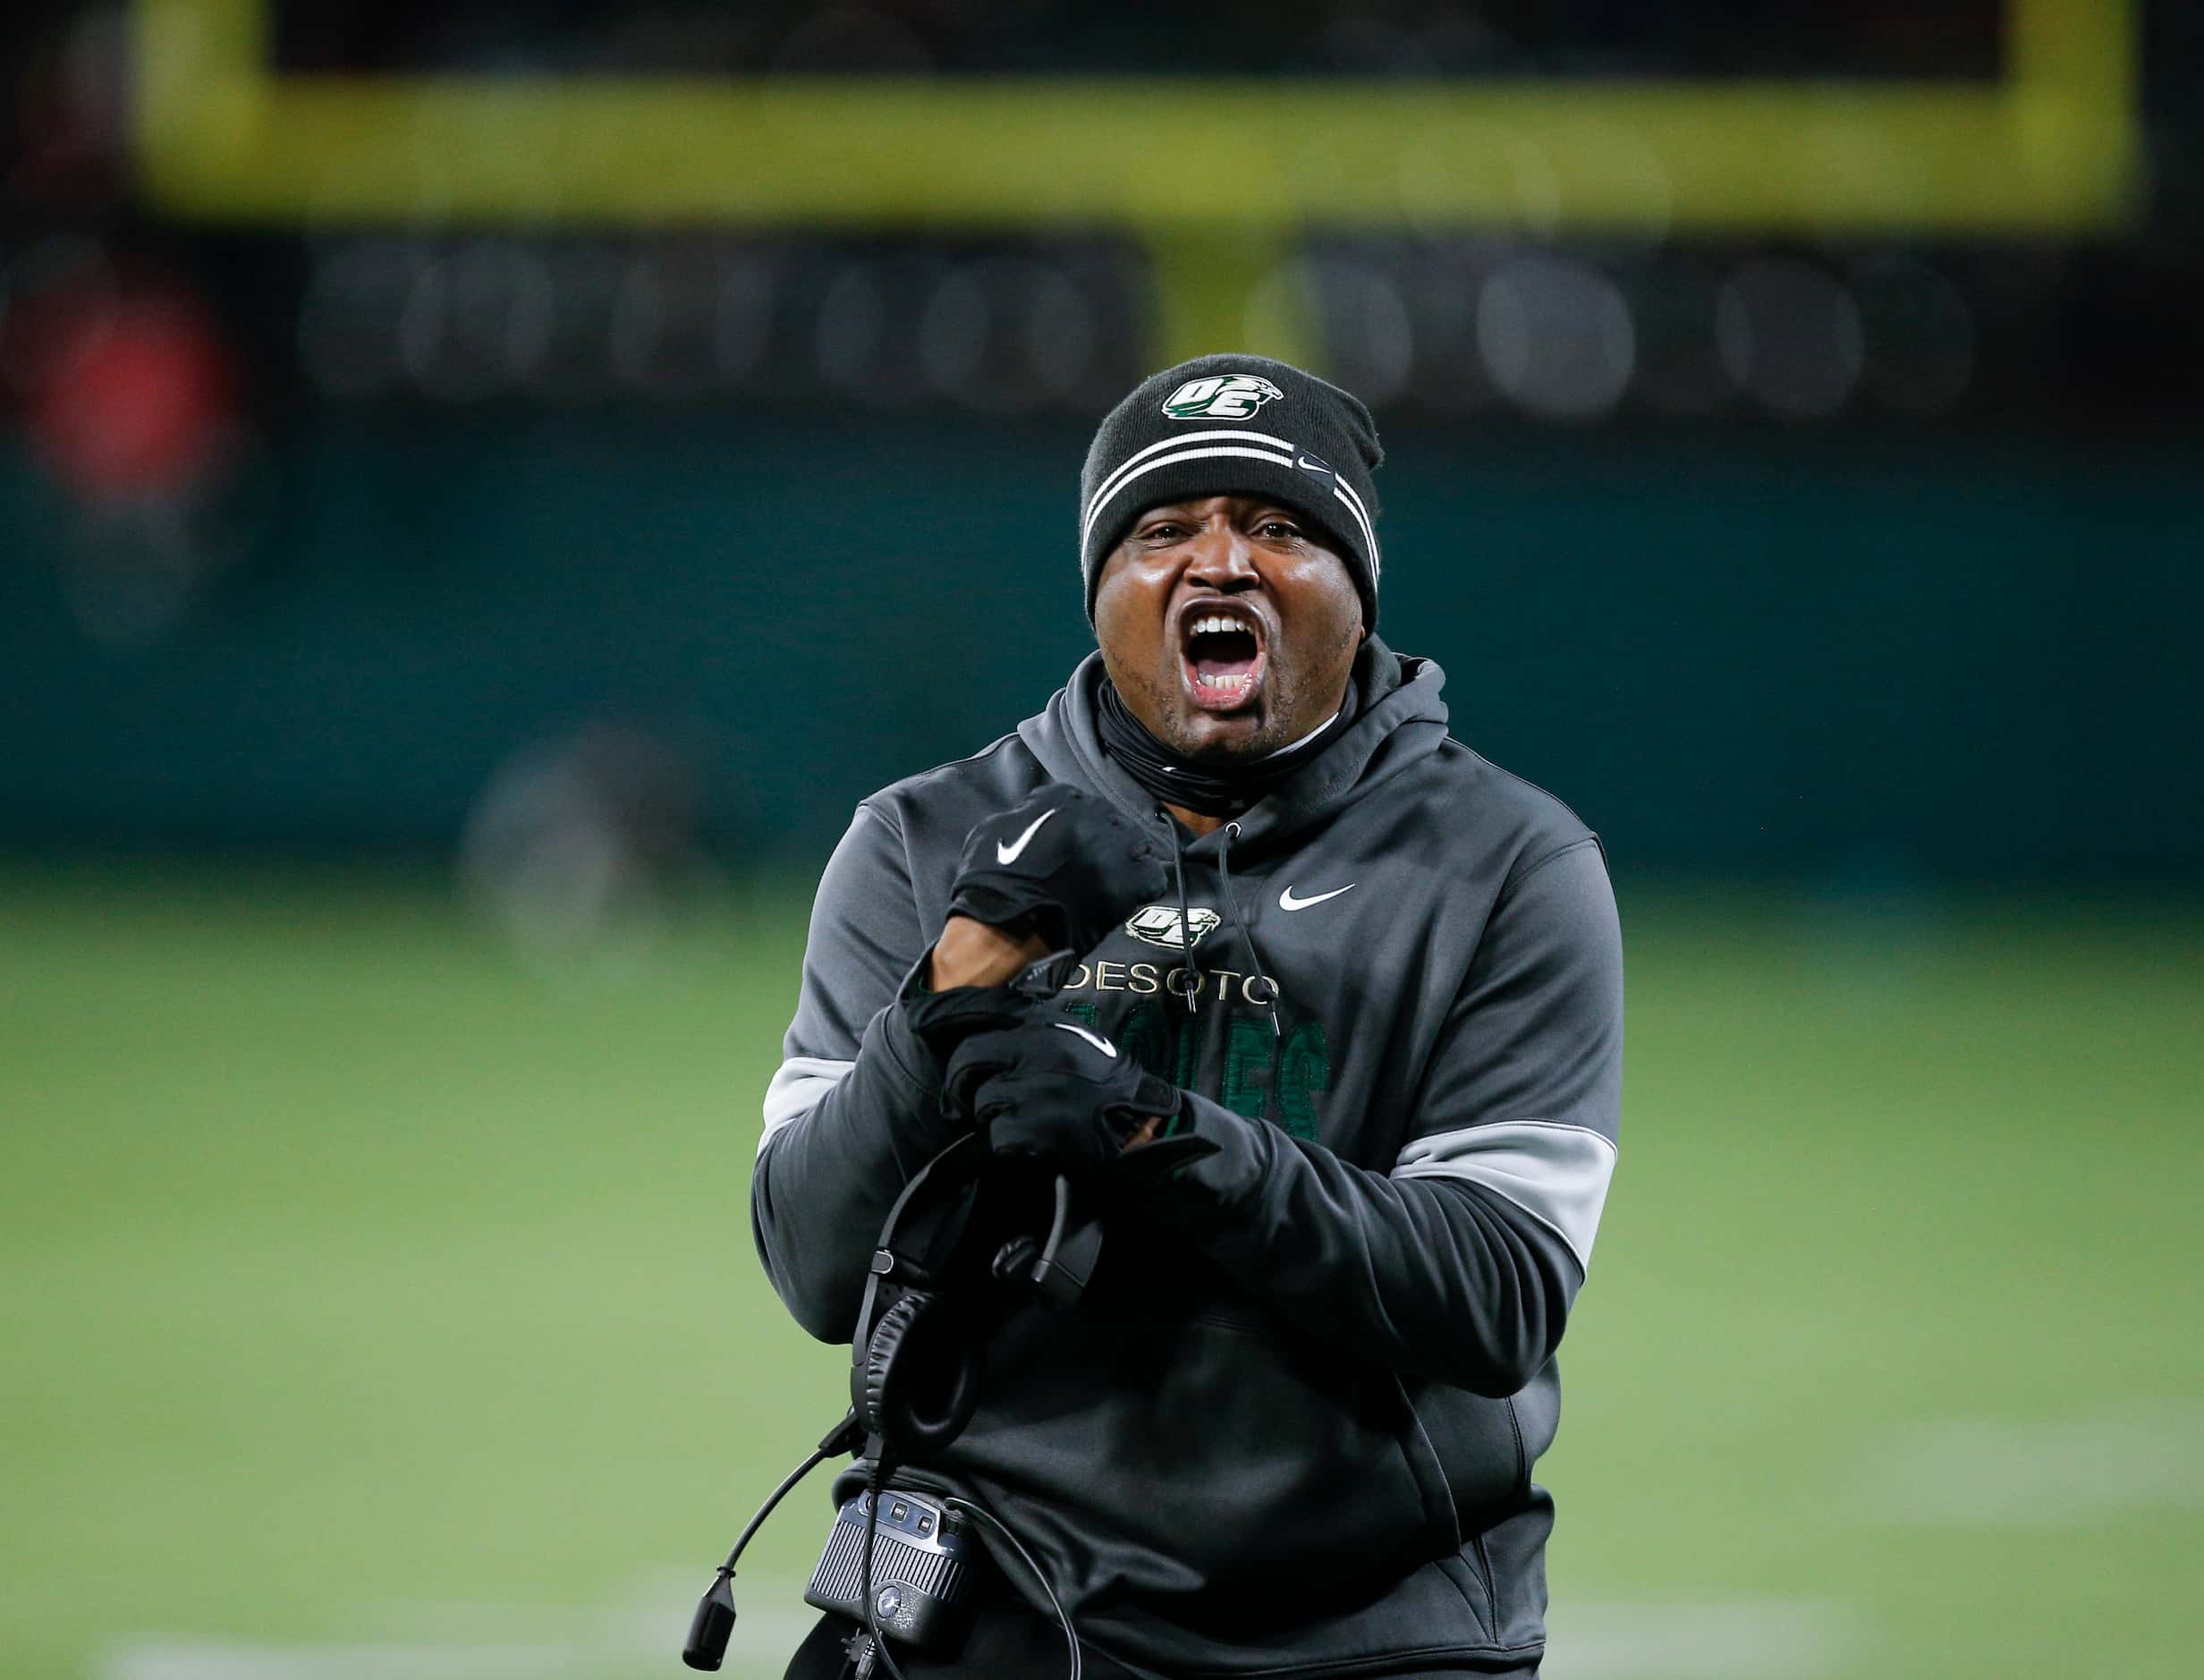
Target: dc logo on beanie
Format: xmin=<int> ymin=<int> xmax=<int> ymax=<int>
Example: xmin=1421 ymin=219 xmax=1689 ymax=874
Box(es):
xmin=1160 ymin=374 xmax=1284 ymax=420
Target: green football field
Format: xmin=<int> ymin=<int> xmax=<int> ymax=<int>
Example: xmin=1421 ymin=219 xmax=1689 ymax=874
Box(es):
xmin=4 ymin=867 xmax=2199 ymax=1679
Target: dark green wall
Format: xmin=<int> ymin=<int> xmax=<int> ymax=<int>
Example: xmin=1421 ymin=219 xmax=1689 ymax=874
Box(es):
xmin=4 ymin=417 xmax=2200 ymax=880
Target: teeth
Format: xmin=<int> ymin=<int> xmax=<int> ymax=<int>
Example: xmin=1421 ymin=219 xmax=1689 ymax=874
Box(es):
xmin=1190 ymin=615 xmax=1248 ymax=638
xmin=1197 ymin=673 xmax=1251 ymax=690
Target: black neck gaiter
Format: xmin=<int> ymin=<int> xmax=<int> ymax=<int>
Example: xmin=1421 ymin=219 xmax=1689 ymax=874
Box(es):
xmin=1097 ymin=676 xmax=1359 ymax=819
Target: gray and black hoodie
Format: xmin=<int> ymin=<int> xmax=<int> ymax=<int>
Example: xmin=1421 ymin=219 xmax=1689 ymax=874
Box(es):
xmin=752 ymin=637 xmax=1623 ymax=1678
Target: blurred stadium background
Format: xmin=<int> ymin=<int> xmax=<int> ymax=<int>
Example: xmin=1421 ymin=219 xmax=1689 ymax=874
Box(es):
xmin=3 ymin=3 xmax=2200 ymax=1676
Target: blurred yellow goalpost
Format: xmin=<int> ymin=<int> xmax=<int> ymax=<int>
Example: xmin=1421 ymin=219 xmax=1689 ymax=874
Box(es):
xmin=130 ymin=0 xmax=2139 ymax=368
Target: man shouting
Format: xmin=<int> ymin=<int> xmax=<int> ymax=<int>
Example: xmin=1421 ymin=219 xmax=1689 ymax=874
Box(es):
xmin=753 ymin=354 xmax=1623 ymax=1680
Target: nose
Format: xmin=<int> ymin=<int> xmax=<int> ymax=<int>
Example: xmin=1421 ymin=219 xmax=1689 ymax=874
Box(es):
xmin=1183 ymin=519 xmax=1259 ymax=592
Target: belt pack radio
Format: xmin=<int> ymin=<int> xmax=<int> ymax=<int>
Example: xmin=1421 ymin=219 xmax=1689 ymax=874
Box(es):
xmin=805 ymin=1488 xmax=977 ymax=1655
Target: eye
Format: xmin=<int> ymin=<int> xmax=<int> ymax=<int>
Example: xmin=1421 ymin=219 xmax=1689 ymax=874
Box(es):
xmin=1256 ymin=519 xmax=1301 ymax=542
xmin=1140 ymin=522 xmax=1188 ymax=543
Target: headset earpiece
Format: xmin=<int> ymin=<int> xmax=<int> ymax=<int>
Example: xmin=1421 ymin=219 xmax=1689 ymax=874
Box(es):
xmin=859 ymin=1289 xmax=984 ymax=1464
xmin=846 ymin=1137 xmax=1094 ymax=1473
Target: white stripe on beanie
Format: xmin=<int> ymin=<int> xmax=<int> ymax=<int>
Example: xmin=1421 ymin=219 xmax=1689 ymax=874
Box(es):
xmin=1079 ymin=442 xmax=1299 ymax=560
xmin=1081 ymin=428 xmax=1297 ymax=533
xmin=1330 ymin=478 xmax=1380 ymax=580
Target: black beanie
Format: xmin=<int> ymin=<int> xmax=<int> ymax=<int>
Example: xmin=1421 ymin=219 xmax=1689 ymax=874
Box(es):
xmin=1079 ymin=353 xmax=1385 ymax=632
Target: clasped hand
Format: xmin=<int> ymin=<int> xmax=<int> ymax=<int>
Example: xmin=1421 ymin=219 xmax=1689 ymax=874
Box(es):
xmin=944 ymin=1015 xmax=1183 ymax=1169
xmin=911 ymin=787 xmax=1182 ymax=1168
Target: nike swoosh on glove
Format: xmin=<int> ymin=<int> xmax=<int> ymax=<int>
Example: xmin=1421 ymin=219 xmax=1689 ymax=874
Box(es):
xmin=945 ymin=786 xmax=1169 ymax=958
xmin=944 ymin=1017 xmax=1185 ymax=1173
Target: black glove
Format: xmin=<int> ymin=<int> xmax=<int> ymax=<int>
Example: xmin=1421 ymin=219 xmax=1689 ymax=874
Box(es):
xmin=945 ymin=786 xmax=1169 ymax=957
xmin=901 ymin=978 xmax=1039 ymax=1070
xmin=943 ymin=1016 xmax=1184 ymax=1173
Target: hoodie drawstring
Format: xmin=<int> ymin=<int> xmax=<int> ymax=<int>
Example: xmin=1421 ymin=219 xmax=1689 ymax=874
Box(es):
xmin=1156 ymin=813 xmax=1278 ymax=1033
xmin=1162 ymin=814 xmax=1199 ymax=1014
xmin=1219 ymin=822 xmax=1280 ymax=1039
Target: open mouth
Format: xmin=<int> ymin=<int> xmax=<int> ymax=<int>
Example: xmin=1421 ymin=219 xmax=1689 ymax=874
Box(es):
xmin=1179 ymin=607 xmax=1267 ymax=712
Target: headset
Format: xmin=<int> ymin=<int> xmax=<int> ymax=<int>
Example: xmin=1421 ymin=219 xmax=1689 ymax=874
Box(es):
xmin=852 ymin=1133 xmax=1103 ymax=1469
xmin=682 ymin=1132 xmax=1097 ymax=1678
